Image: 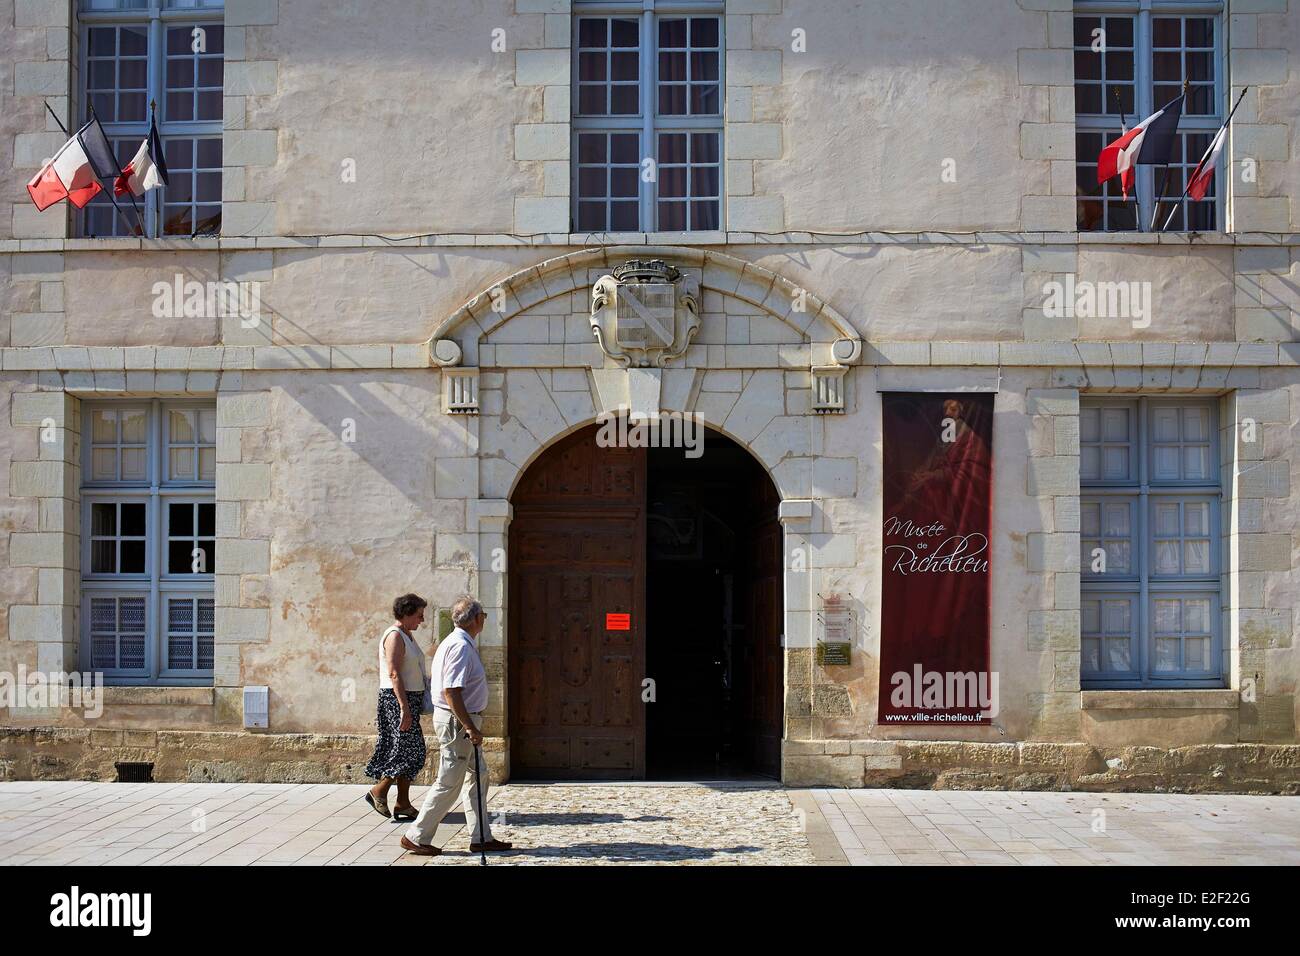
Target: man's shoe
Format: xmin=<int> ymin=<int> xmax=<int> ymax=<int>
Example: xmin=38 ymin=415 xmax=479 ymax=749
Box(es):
xmin=400 ymin=836 xmax=441 ymax=856
xmin=470 ymin=839 xmax=513 ymax=852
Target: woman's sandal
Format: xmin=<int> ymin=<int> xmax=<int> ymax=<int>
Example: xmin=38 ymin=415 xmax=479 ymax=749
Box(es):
xmin=391 ymin=806 xmax=418 ymax=822
xmin=364 ymin=790 xmax=391 ymax=818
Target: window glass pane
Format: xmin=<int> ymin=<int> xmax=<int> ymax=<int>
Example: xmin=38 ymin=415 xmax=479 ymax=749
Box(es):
xmin=121 ymin=502 xmax=146 ymax=536
xmin=120 ymin=447 xmax=147 ymax=481
xmin=1104 ymin=599 xmax=1130 ymax=634
xmin=198 ymin=502 xmax=216 ymax=537
xmin=120 ymin=539 xmax=146 ymax=573
xmin=1153 ymin=638 xmax=1180 ymax=672
xmin=121 ymin=409 xmax=147 ymax=443
xmin=1080 ymin=446 xmax=1100 ymax=482
xmin=1184 ymin=637 xmax=1209 ymax=669
xmin=1102 ymin=446 xmax=1129 ymax=480
xmin=1184 ymin=539 xmax=1210 ymax=574
xmin=170 ymin=409 xmax=195 ymax=443
xmin=169 ymin=501 xmax=195 ymax=535
xmin=1081 ymin=599 xmax=1100 ymax=634
xmin=659 ymin=18 xmax=686 ymax=47
xmin=1184 ymin=599 xmax=1210 ymax=634
xmin=1183 ymin=501 xmax=1209 ymax=536
xmin=1155 ymin=540 xmax=1181 ymax=574
xmin=610 ymin=85 xmax=638 ymax=114
xmin=92 ymin=409 xmax=118 ymax=443
xmin=1183 ymin=446 xmax=1211 ymax=480
xmin=1153 ymin=599 xmax=1181 ymax=633
xmin=1153 ymin=446 xmax=1179 ymax=481
xmin=611 ymin=18 xmax=638 ymax=47
xmin=1154 ymin=502 xmax=1179 ymax=536
xmin=1082 ymin=637 xmax=1100 ymax=672
xmin=92 ymin=448 xmax=117 ymax=481
xmin=1152 ymin=407 xmax=1179 ymax=442
xmin=610 ymin=201 xmax=639 ymax=231
xmin=170 ymin=448 xmax=194 ymax=480
xmin=1102 ymin=408 xmax=1128 ymax=441
xmin=169 ymin=540 xmax=195 ymax=574
xmin=1105 ymin=637 xmax=1131 ymax=671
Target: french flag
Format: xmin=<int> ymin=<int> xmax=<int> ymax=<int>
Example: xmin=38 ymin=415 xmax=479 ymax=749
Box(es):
xmin=27 ymin=128 xmax=102 ymax=210
xmin=1185 ymin=125 xmax=1226 ymax=201
xmin=1097 ymin=94 xmax=1184 ymax=199
xmin=115 ymin=115 xmax=170 ymax=197
xmin=26 ymin=116 xmax=120 ymax=211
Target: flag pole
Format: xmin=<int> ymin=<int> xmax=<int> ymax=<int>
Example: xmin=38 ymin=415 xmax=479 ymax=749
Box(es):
xmin=1160 ymin=85 xmax=1250 ymax=232
xmin=1113 ymin=89 xmax=1140 ymax=231
xmin=44 ymin=100 xmax=69 ymax=137
xmin=1150 ymin=80 xmax=1188 ymax=231
xmin=84 ymin=105 xmax=145 ymax=236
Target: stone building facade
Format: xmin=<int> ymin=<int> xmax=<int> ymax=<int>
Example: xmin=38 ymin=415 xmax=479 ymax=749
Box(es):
xmin=0 ymin=0 xmax=1298 ymax=792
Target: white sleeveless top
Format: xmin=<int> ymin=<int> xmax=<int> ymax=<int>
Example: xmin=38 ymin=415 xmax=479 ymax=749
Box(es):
xmin=378 ymin=625 xmax=427 ymax=692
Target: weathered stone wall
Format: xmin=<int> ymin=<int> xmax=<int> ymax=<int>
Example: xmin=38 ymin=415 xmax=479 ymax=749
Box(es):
xmin=1 ymin=0 xmax=1298 ymax=790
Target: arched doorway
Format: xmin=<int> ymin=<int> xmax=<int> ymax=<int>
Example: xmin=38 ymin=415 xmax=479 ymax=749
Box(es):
xmin=507 ymin=422 xmax=783 ymax=781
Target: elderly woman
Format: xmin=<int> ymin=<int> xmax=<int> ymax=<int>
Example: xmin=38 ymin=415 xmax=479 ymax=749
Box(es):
xmin=363 ymin=593 xmax=431 ymax=821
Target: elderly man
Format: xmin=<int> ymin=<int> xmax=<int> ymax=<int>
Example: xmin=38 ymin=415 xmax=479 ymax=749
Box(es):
xmin=400 ymin=595 xmax=513 ymax=856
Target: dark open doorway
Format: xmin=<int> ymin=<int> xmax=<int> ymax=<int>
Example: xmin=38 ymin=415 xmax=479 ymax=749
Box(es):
xmin=646 ymin=429 xmax=783 ymax=779
xmin=507 ymin=422 xmax=782 ymax=782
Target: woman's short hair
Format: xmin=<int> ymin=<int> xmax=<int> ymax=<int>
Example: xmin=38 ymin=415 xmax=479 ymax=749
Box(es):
xmin=392 ymin=593 xmax=428 ymax=619
xmin=451 ymin=595 xmax=484 ymax=627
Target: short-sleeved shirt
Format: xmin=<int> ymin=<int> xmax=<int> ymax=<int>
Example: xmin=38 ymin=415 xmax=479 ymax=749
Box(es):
xmin=431 ymin=627 xmax=489 ymax=714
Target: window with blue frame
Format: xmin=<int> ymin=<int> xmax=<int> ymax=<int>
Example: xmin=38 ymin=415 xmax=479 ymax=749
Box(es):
xmin=1080 ymin=398 xmax=1224 ymax=688
xmin=82 ymin=401 xmax=216 ymax=685
xmin=76 ymin=0 xmax=224 ymax=237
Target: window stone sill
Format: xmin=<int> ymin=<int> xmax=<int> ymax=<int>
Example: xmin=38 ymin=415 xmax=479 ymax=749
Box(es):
xmin=1081 ymin=689 xmax=1238 ymax=711
xmin=100 ymin=687 xmax=215 ymax=707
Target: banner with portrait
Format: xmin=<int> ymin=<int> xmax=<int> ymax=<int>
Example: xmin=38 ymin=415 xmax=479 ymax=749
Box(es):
xmin=878 ymin=393 xmax=995 ymax=724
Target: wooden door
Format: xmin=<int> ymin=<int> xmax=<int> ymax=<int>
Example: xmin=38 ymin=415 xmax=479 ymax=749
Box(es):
xmin=743 ymin=477 xmax=784 ymax=777
xmin=508 ymin=425 xmax=646 ymax=780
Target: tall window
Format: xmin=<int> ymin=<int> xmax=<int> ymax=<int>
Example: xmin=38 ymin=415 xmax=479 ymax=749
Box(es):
xmin=1079 ymin=398 xmax=1223 ymax=688
xmin=77 ymin=0 xmax=224 ymax=237
xmin=572 ymin=0 xmax=723 ymax=232
xmin=82 ymin=401 xmax=216 ymax=684
xmin=1074 ymin=2 xmax=1221 ymax=232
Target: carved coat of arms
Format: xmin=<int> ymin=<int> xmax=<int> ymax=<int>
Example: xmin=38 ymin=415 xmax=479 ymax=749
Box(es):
xmin=591 ymin=260 xmax=700 ymax=368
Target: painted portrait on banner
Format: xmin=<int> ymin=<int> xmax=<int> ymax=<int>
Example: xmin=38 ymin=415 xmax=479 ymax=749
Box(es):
xmin=879 ymin=393 xmax=996 ymax=724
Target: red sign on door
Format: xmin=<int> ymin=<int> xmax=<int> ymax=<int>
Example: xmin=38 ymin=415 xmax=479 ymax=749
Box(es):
xmin=606 ymin=613 xmax=631 ymax=631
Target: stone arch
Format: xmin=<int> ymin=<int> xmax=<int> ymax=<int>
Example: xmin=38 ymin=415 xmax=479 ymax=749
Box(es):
xmin=425 ymin=245 xmax=863 ymax=367
xmin=499 ymin=405 xmax=801 ymax=504
xmin=480 ymin=370 xmax=814 ymax=507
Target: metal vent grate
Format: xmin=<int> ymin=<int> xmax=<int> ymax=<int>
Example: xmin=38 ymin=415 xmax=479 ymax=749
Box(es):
xmin=115 ymin=761 xmax=154 ymax=783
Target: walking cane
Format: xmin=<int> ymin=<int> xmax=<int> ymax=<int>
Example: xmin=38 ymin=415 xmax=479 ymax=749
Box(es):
xmin=472 ymin=741 xmax=487 ymax=866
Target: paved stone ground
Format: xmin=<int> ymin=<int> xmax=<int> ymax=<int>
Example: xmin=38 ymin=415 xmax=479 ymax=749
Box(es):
xmin=1 ymin=781 xmax=1296 ymax=865
xmin=792 ymin=788 xmax=1300 ymax=865
xmin=0 ymin=780 xmax=811 ymax=866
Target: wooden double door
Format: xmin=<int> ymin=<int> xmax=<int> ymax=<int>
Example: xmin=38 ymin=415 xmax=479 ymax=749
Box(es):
xmin=508 ymin=427 xmax=646 ymax=779
xmin=507 ymin=424 xmax=782 ymax=780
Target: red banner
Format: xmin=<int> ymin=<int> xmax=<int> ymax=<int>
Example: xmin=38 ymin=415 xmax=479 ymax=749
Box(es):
xmin=878 ymin=393 xmax=995 ymax=725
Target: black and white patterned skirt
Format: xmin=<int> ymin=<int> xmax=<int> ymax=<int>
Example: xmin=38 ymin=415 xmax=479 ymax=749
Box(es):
xmin=364 ymin=689 xmax=427 ymax=780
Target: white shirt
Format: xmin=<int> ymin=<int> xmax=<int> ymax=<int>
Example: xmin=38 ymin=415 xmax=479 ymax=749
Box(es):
xmin=431 ymin=627 xmax=489 ymax=714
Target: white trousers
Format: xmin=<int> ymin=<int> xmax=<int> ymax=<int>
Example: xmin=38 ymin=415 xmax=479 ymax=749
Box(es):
xmin=405 ymin=710 xmax=494 ymax=847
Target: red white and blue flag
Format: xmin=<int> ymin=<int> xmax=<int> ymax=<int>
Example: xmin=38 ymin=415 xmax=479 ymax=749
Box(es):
xmin=115 ymin=114 xmax=170 ymax=197
xmin=1097 ymin=94 xmax=1184 ymax=199
xmin=26 ymin=115 xmax=121 ymax=211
